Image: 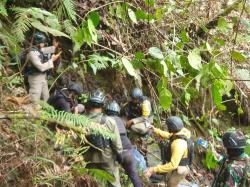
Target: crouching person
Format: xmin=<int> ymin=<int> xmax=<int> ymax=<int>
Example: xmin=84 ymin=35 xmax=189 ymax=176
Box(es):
xmin=106 ymin=101 xmax=143 ymax=187
xmin=144 ymin=116 xmax=193 ymax=187
xmin=48 ymin=82 xmax=84 ymax=114
xmin=84 ymin=90 xmax=123 ymax=187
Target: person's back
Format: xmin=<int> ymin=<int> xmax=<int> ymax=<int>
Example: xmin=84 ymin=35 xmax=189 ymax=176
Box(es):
xmin=48 ymin=89 xmax=71 ymax=112
xmin=220 ymin=153 xmax=249 ymax=187
xmin=216 ymin=131 xmax=250 ymax=187
xmin=84 ymin=90 xmax=122 ymax=187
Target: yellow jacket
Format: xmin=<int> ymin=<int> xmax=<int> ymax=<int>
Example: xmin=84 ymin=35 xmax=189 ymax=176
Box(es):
xmin=153 ymin=127 xmax=191 ymax=173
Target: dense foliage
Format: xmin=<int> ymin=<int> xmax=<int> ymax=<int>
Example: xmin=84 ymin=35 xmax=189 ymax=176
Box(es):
xmin=0 ymin=0 xmax=249 ymax=186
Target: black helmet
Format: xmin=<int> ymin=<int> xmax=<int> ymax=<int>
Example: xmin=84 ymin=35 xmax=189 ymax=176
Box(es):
xmin=166 ymin=116 xmax=184 ymax=132
xmin=106 ymin=101 xmax=121 ymax=114
xmin=88 ymin=89 xmax=106 ymax=104
xmin=68 ymin=83 xmax=83 ymax=96
xmin=131 ymin=87 xmax=143 ymax=99
xmin=34 ymin=32 xmax=47 ymax=45
xmin=222 ymin=131 xmax=246 ymax=149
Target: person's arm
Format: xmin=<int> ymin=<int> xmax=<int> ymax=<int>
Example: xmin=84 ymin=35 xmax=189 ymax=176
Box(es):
xmin=153 ymin=127 xmax=172 ymax=139
xmin=153 ymin=139 xmax=187 ymax=173
xmin=27 ymin=51 xmax=54 ymax=72
xmin=41 ymin=46 xmax=56 ymax=54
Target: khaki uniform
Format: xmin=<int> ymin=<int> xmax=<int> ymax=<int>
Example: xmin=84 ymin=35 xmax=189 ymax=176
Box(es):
xmin=27 ymin=46 xmax=56 ymax=101
xmin=85 ymin=112 xmax=123 ymax=187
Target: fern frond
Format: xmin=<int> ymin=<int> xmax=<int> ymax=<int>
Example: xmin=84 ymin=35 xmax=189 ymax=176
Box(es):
xmin=56 ymin=0 xmax=76 ymax=22
xmin=63 ymin=19 xmax=76 ymax=36
xmin=88 ymin=53 xmax=110 ymax=74
xmin=11 ymin=7 xmax=70 ymax=42
xmin=0 ymin=0 xmax=7 ymax=17
xmin=40 ymin=102 xmax=115 ymax=140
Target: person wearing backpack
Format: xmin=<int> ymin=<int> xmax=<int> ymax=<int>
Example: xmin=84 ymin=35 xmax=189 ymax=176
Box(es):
xmin=212 ymin=131 xmax=249 ymax=187
xmin=106 ymin=101 xmax=143 ymax=187
xmin=84 ymin=90 xmax=123 ymax=187
xmin=144 ymin=116 xmax=193 ymax=187
xmin=26 ymin=32 xmax=60 ymax=101
xmin=48 ymin=82 xmax=84 ymax=114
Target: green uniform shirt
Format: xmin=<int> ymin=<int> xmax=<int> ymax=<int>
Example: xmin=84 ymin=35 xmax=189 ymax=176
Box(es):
xmin=84 ymin=112 xmax=123 ymax=163
xmin=219 ymin=153 xmax=249 ymax=187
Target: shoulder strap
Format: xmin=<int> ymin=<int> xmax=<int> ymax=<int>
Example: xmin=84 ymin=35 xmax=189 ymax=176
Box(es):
xmin=170 ymin=135 xmax=188 ymax=142
xmin=100 ymin=115 xmax=107 ymax=125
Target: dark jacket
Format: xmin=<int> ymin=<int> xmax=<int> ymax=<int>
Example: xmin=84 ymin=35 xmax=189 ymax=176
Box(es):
xmin=48 ymin=89 xmax=77 ymax=113
xmin=111 ymin=116 xmax=133 ymax=150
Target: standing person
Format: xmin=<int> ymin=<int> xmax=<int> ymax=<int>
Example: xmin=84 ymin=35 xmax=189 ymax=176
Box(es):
xmin=213 ymin=131 xmax=249 ymax=187
xmin=26 ymin=32 xmax=60 ymax=101
xmin=48 ymin=82 xmax=84 ymax=114
xmin=106 ymin=101 xmax=143 ymax=187
xmin=144 ymin=116 xmax=193 ymax=187
xmin=84 ymin=90 xmax=123 ymax=187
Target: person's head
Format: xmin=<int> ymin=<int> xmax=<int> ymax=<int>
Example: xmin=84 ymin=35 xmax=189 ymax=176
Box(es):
xmin=34 ymin=32 xmax=47 ymax=48
xmin=88 ymin=89 xmax=106 ymax=111
xmin=106 ymin=101 xmax=120 ymax=116
xmin=68 ymin=83 xmax=83 ymax=99
xmin=222 ymin=131 xmax=246 ymax=158
xmin=165 ymin=116 xmax=184 ymax=133
xmin=130 ymin=87 xmax=143 ymax=103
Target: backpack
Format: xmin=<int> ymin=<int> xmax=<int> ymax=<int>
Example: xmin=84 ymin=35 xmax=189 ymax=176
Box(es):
xmin=86 ymin=115 xmax=111 ymax=150
xmin=160 ymin=135 xmax=194 ymax=166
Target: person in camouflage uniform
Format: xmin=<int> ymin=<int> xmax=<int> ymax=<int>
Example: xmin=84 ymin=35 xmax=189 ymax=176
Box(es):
xmin=215 ymin=131 xmax=249 ymax=187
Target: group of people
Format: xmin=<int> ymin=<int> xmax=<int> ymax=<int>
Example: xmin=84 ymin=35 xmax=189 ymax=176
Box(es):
xmin=25 ymin=31 xmax=249 ymax=187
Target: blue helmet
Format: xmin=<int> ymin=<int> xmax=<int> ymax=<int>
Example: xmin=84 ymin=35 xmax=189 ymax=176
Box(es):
xmin=166 ymin=116 xmax=184 ymax=132
xmin=106 ymin=101 xmax=121 ymax=114
xmin=88 ymin=89 xmax=106 ymax=104
xmin=34 ymin=32 xmax=47 ymax=45
xmin=222 ymin=131 xmax=246 ymax=149
xmin=68 ymin=83 xmax=83 ymax=96
xmin=131 ymin=87 xmax=143 ymax=99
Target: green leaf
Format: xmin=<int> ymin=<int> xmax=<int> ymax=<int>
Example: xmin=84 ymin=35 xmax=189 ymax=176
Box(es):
xmin=135 ymin=51 xmax=144 ymax=60
xmin=155 ymin=8 xmax=165 ymax=20
xmin=159 ymin=88 xmax=172 ymax=110
xmin=87 ymin=18 xmax=97 ymax=43
xmin=135 ymin=9 xmax=147 ymax=20
xmin=188 ymin=48 xmax=202 ymax=70
xmin=160 ymin=60 xmax=168 ymax=77
xmin=202 ymin=150 xmax=219 ymax=169
xmin=180 ymin=30 xmax=189 ymax=43
xmin=30 ymin=21 xmax=70 ymax=38
xmin=211 ymin=80 xmax=226 ymax=110
xmin=122 ymin=57 xmax=140 ymax=80
xmin=145 ymin=0 xmax=155 ymax=6
xmin=217 ymin=17 xmax=229 ymax=33
xmin=148 ymin=47 xmax=164 ymax=59
xmin=231 ymin=51 xmax=246 ymax=62
xmin=89 ymin=11 xmax=100 ymax=27
xmin=128 ymin=8 xmax=137 ymax=24
xmin=184 ymin=91 xmax=191 ymax=106
xmin=214 ymin=38 xmax=225 ymax=46
xmin=157 ymin=79 xmax=172 ymax=110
